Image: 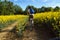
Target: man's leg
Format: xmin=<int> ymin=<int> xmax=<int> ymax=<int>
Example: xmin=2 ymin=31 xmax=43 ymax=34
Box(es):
xmin=29 ymin=15 xmax=34 ymax=31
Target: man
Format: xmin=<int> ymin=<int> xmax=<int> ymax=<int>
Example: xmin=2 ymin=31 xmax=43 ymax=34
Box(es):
xmin=28 ymin=7 xmax=34 ymax=25
xmin=27 ymin=6 xmax=34 ymax=31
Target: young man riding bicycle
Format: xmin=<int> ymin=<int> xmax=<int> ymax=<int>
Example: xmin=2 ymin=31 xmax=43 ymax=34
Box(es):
xmin=27 ymin=6 xmax=35 ymax=30
xmin=28 ymin=6 xmax=34 ymax=23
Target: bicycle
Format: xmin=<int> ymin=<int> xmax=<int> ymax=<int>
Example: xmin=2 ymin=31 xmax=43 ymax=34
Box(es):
xmin=29 ymin=15 xmax=34 ymax=31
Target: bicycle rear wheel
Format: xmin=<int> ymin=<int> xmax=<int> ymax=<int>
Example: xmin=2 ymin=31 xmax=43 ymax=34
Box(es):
xmin=29 ymin=18 xmax=34 ymax=31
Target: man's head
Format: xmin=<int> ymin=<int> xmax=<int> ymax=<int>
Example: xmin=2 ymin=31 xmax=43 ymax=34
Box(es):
xmin=28 ymin=6 xmax=31 ymax=9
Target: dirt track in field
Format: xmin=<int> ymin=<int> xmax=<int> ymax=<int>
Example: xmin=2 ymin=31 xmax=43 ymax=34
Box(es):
xmin=0 ymin=21 xmax=20 ymax=40
xmin=0 ymin=21 xmax=55 ymax=40
xmin=22 ymin=26 xmax=55 ymax=40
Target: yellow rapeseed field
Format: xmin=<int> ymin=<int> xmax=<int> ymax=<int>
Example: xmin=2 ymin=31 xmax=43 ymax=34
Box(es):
xmin=0 ymin=15 xmax=28 ymax=29
xmin=34 ymin=12 xmax=60 ymax=36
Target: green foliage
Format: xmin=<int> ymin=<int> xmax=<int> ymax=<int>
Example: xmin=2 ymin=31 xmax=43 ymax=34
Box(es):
xmin=54 ymin=6 xmax=60 ymax=12
xmin=15 ymin=16 xmax=28 ymax=36
xmin=0 ymin=0 xmax=23 ymax=15
xmin=14 ymin=5 xmax=23 ymax=15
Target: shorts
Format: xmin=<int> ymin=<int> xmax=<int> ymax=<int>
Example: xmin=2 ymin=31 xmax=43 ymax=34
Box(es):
xmin=29 ymin=15 xmax=33 ymax=18
xmin=29 ymin=15 xmax=33 ymax=21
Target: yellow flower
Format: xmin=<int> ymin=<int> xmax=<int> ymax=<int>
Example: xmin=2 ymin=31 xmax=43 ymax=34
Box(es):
xmin=54 ymin=17 xmax=56 ymax=21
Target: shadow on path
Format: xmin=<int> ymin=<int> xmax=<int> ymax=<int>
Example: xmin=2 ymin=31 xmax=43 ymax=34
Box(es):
xmin=34 ymin=24 xmax=56 ymax=40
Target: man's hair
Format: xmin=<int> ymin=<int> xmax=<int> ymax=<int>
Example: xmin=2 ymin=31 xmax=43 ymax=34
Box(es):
xmin=28 ymin=6 xmax=31 ymax=9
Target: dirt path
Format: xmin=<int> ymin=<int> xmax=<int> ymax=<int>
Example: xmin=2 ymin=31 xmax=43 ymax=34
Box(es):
xmin=22 ymin=28 xmax=50 ymax=40
xmin=0 ymin=21 xmax=19 ymax=40
xmin=22 ymin=28 xmax=37 ymax=40
xmin=0 ymin=21 xmax=55 ymax=40
xmin=22 ymin=25 xmax=55 ymax=40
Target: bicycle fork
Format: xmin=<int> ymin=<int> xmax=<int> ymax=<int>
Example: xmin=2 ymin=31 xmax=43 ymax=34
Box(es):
xmin=29 ymin=18 xmax=34 ymax=31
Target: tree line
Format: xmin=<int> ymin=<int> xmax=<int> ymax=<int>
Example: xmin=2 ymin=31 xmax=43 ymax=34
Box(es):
xmin=0 ymin=0 xmax=23 ymax=15
xmin=0 ymin=0 xmax=60 ymax=15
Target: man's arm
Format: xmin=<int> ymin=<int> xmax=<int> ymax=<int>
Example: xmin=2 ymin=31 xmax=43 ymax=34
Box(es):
xmin=27 ymin=9 xmax=30 ymax=15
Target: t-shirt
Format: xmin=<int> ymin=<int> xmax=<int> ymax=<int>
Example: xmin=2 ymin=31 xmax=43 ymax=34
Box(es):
xmin=30 ymin=8 xmax=34 ymax=14
xmin=28 ymin=8 xmax=34 ymax=14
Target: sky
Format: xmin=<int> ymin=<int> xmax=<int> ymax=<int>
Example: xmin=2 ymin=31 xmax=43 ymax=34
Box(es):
xmin=8 ymin=0 xmax=60 ymax=10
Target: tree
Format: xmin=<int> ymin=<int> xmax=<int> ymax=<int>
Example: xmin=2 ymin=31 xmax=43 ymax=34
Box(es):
xmin=38 ymin=8 xmax=41 ymax=13
xmin=44 ymin=7 xmax=53 ymax=12
xmin=0 ymin=0 xmax=1 ymax=2
xmin=54 ymin=6 xmax=60 ymax=12
xmin=47 ymin=7 xmax=53 ymax=11
xmin=0 ymin=0 xmax=15 ymax=15
xmin=40 ymin=6 xmax=46 ymax=12
xmin=14 ymin=5 xmax=23 ymax=15
xmin=0 ymin=1 xmax=2 ymax=14
xmin=0 ymin=0 xmax=23 ymax=15
xmin=39 ymin=6 xmax=53 ymax=12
